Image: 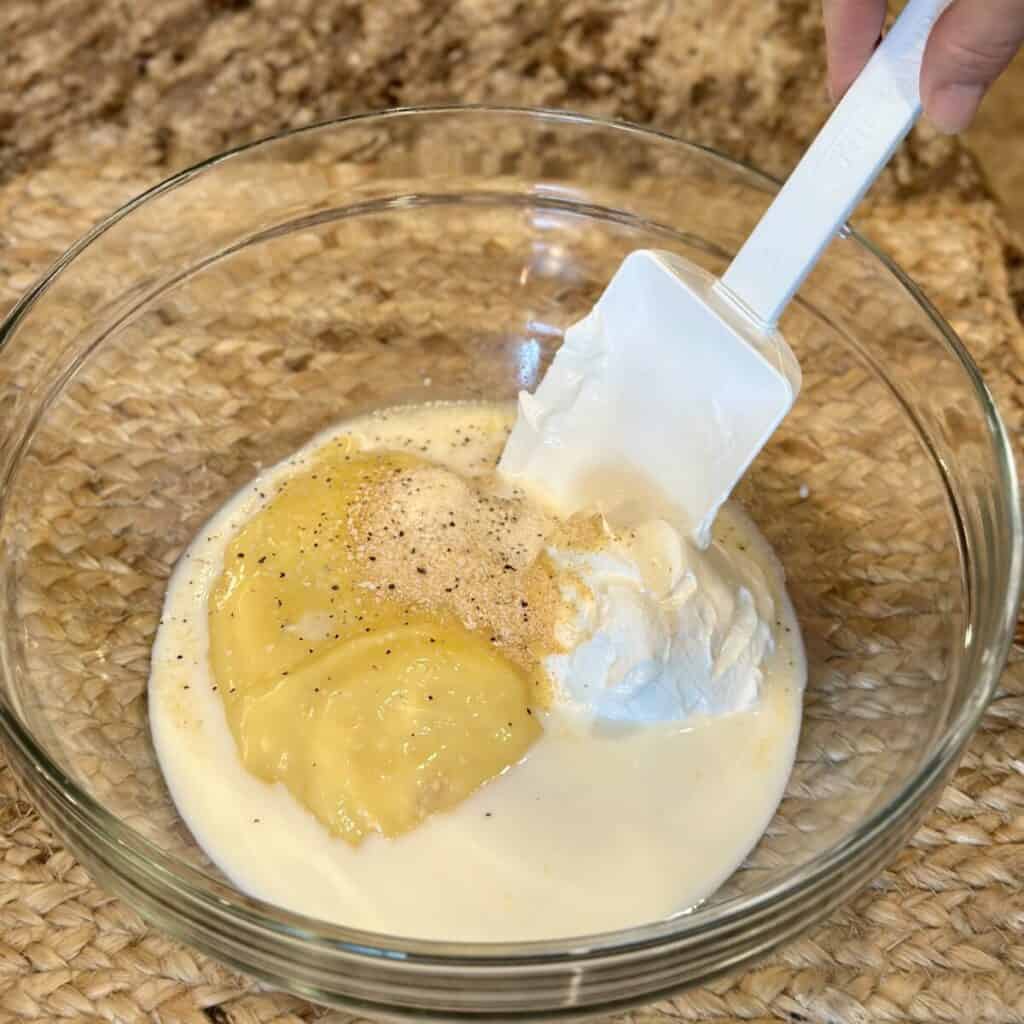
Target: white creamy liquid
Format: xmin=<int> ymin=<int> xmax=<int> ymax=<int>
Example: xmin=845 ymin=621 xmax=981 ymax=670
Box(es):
xmin=149 ymin=402 xmax=805 ymax=942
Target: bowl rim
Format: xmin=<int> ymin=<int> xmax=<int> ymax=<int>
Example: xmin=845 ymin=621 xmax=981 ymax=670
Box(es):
xmin=0 ymin=103 xmax=1020 ymax=965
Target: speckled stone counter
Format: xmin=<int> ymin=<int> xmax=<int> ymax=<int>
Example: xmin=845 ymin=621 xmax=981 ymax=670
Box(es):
xmin=1 ymin=2 xmax=1023 ymax=1022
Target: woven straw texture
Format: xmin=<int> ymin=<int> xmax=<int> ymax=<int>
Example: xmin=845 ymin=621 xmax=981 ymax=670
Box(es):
xmin=2 ymin=2 xmax=1024 ymax=1022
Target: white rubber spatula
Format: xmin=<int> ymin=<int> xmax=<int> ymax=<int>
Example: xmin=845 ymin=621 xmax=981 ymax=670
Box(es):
xmin=500 ymin=0 xmax=950 ymax=545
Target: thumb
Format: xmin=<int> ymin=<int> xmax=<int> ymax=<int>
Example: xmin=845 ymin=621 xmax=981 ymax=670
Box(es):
xmin=920 ymin=0 xmax=1024 ymax=133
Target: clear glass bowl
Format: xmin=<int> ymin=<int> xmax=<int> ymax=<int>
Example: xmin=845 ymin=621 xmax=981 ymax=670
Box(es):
xmin=0 ymin=107 xmax=1019 ymax=1020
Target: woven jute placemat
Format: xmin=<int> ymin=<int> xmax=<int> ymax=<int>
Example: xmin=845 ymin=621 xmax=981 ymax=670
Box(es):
xmin=2 ymin=2 xmax=1024 ymax=1022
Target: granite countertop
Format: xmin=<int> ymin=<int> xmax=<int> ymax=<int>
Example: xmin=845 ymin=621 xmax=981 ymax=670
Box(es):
xmin=1 ymin=2 xmax=1023 ymax=1022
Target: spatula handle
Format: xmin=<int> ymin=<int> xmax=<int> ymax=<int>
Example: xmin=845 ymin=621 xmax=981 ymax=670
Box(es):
xmin=719 ymin=0 xmax=952 ymax=327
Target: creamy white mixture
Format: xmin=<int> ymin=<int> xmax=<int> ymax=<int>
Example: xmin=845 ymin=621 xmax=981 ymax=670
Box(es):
xmin=545 ymin=520 xmax=776 ymax=723
xmin=150 ymin=402 xmax=805 ymax=941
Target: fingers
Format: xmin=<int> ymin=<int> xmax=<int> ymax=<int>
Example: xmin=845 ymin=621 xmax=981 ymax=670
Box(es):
xmin=921 ymin=0 xmax=1024 ymax=132
xmin=823 ymin=0 xmax=888 ymax=100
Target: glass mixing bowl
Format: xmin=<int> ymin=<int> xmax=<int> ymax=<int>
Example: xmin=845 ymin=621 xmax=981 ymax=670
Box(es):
xmin=0 ymin=107 xmax=1019 ymax=1020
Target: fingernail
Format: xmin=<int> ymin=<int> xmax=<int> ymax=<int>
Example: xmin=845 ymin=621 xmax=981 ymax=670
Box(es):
xmin=926 ymin=81 xmax=984 ymax=134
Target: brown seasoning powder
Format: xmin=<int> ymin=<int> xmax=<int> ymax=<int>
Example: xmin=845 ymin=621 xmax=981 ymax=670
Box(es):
xmin=345 ymin=462 xmax=598 ymax=703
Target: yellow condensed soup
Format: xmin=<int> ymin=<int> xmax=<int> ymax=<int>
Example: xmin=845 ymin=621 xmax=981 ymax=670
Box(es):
xmin=209 ymin=443 xmax=541 ymax=844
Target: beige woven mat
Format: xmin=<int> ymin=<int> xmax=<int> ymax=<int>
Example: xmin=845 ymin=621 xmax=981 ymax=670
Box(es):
xmin=2 ymin=2 xmax=1024 ymax=1022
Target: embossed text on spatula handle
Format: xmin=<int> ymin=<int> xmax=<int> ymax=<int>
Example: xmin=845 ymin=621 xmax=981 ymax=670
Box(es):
xmin=718 ymin=0 xmax=952 ymax=328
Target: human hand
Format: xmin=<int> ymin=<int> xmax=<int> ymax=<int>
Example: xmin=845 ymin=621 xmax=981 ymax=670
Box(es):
xmin=824 ymin=0 xmax=1024 ymax=132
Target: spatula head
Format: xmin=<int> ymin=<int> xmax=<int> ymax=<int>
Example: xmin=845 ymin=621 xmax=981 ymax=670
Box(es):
xmin=499 ymin=250 xmax=801 ymax=544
